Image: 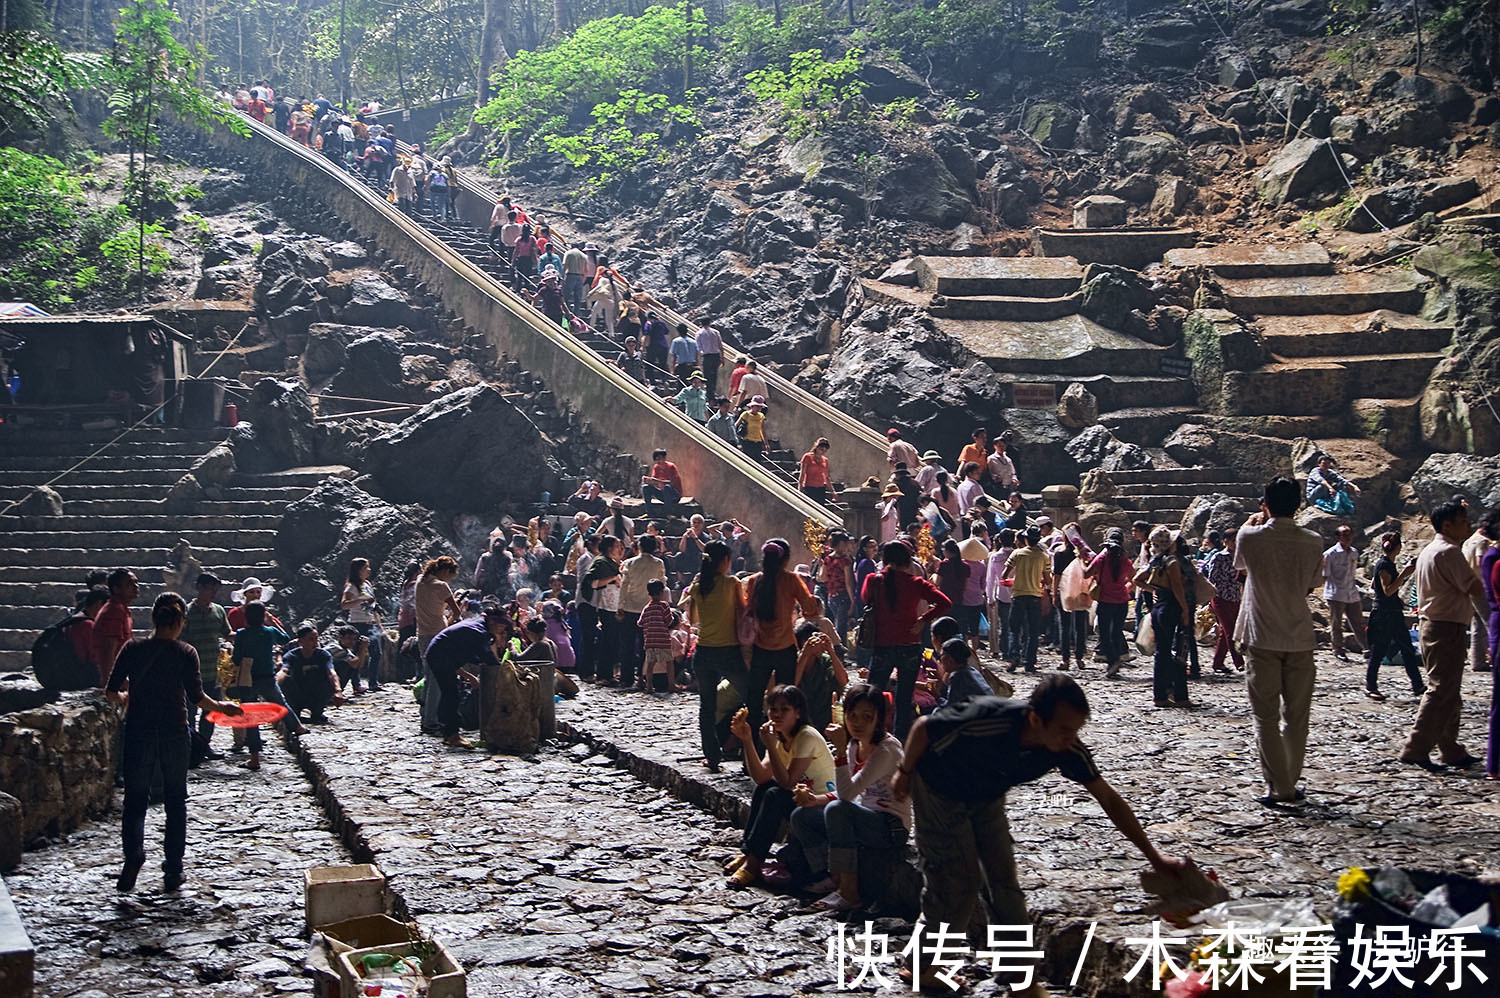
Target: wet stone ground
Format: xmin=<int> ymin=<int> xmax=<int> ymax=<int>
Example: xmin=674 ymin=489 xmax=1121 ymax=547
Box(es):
xmin=6 ymin=638 xmax=1498 ymax=996
xmin=6 ymin=743 xmax=350 ymax=996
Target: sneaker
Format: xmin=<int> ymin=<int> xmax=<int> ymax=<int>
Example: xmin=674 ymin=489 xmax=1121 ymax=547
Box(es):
xmin=163 ymin=869 xmax=185 ymax=892
xmin=443 ymin=735 xmax=477 ymax=749
xmin=1365 ymin=689 xmax=1388 ymax=701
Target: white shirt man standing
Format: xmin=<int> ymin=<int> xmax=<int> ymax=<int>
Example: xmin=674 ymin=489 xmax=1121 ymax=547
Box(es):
xmin=1234 ymin=477 xmax=1325 ymax=804
xmin=1322 ymin=526 xmax=1366 ymax=661
xmin=1399 ymin=499 xmax=1486 ymax=769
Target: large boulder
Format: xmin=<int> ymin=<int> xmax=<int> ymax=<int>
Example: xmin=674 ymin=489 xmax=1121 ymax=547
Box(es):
xmin=882 ymin=146 xmax=973 ymax=227
xmin=1117 ymin=132 xmax=1187 ymax=174
xmin=231 ymin=378 xmax=320 ymax=473
xmin=328 ymin=332 xmax=408 ymax=403
xmin=1057 ymin=382 xmax=1098 ymax=430
xmin=302 ymin=323 xmax=361 ymax=382
xmin=1255 ymin=138 xmax=1341 ymax=205
xmin=361 ymin=385 xmax=564 ymax=508
xmin=276 ymin=477 xmax=459 ymax=623
xmin=12 ymin=486 xmax=63 ymax=516
xmin=1411 ymin=453 xmax=1500 ymax=512
xmin=1180 ymin=493 xmax=1252 ymax=541
xmin=337 ymin=275 xmax=418 ymax=328
xmin=1183 ymin=309 xmax=1265 ymax=415
xmin=258 ymin=237 xmax=329 ymax=287
xmin=1079 ymin=265 xmax=1157 ymax=336
xmin=1345 ymin=176 xmax=1480 ymax=233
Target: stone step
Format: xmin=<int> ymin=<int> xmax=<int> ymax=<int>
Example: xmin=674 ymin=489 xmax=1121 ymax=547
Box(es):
xmin=233 ymin=466 xmax=357 ymax=488
xmin=1312 ymin=352 xmax=1446 ymax=399
xmin=0 ymin=427 xmax=228 ymax=448
xmin=0 ymin=469 xmax=188 ymax=486
xmin=58 ymin=499 xmax=289 ymax=516
xmin=0 ymin=529 xmax=279 ymax=549
xmin=0 ymin=647 xmax=32 ymax=669
xmin=0 ymin=484 xmax=173 ymax=502
xmin=1119 ymin=481 xmax=1260 ymax=498
xmin=1098 ymin=406 xmax=1203 ymax=446
xmin=0 ymin=454 xmax=202 ymax=471
xmin=931 ymin=294 xmax=1079 ymax=321
xmin=1 ymin=514 xmax=283 ymax=531
xmin=914 ymin=255 xmax=1083 ymax=297
xmin=0 ymin=564 xmax=274 ymax=584
xmin=1163 ymin=243 xmax=1333 ymax=278
xmin=1219 ymin=272 xmax=1427 ymax=316
xmin=220 ymin=487 xmax=316 ymax=503
xmin=1032 ymin=226 xmax=1197 ymax=268
xmin=1225 ymin=361 xmax=1348 ymax=416
xmin=2 ymin=604 xmax=159 ymax=631
xmin=1256 ymin=311 xmax=1453 ymax=357
xmin=988 ymin=374 xmax=1199 ymax=412
xmin=1106 ymin=466 xmax=1238 ymax=485
xmin=952 ymin=315 xmax=1170 ymax=377
xmin=1115 ymin=494 xmax=1258 ymax=515
xmin=0 ymin=546 xmax=276 ymax=568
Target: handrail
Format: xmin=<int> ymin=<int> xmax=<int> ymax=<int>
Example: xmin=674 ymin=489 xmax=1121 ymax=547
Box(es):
xmin=438 ymin=166 xmax=892 ymax=481
xmin=217 ymin=113 xmax=842 ymax=539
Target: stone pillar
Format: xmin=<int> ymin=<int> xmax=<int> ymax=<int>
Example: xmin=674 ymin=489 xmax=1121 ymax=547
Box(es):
xmin=1041 ymin=484 xmax=1080 ymax=528
xmin=836 ymin=487 xmax=882 ymax=543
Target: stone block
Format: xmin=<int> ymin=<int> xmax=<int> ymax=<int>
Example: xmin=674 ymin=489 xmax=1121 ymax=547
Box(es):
xmin=0 ymin=875 xmax=33 ymax=997
xmin=1041 ymin=485 xmax=1080 ymax=506
xmin=1352 ymin=397 xmax=1421 ymax=455
xmin=1073 ymin=195 xmax=1128 ymax=229
xmin=1182 ymin=309 xmax=1265 ymax=415
xmin=10 ymin=487 xmax=61 ymax=517
xmin=0 ymin=793 xmax=20 ymax=871
xmin=1151 ymin=177 xmax=1191 ymax=217
xmin=1057 ymin=382 xmax=1098 ymax=430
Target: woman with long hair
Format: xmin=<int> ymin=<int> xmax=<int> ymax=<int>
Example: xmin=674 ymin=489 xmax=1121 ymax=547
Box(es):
xmin=1135 ymin=528 xmax=1193 ymax=708
xmin=744 ymin=539 xmax=820 ymax=752
xmin=862 ymin=541 xmax=951 ymax=739
xmin=1086 ymin=528 xmax=1134 ymax=677
xmin=583 ymin=535 xmax=625 ymax=684
xmin=931 ymin=471 xmax=960 ymax=527
xmin=789 ymin=683 xmax=909 ymax=912
xmin=685 ymin=540 xmax=745 ymax=772
xmin=725 ymin=685 xmax=835 ymax=888
xmin=340 ymin=557 xmax=383 ymax=693
xmin=415 ymin=556 xmax=462 ymax=734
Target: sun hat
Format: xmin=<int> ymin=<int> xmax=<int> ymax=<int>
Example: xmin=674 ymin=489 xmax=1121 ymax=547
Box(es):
xmin=688 ymin=370 xmax=705 ymax=381
xmin=748 ymin=395 xmax=767 ymax=410
xmin=921 ymin=450 xmax=942 ymax=462
xmin=231 ymin=577 xmax=275 ymax=604
xmin=881 ymin=484 xmax=902 ymax=498
xmin=1036 ymin=515 xmax=1053 ymax=526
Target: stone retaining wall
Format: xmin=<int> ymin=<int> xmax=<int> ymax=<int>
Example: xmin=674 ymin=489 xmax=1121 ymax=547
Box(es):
xmin=0 ymin=693 xmax=118 ymax=847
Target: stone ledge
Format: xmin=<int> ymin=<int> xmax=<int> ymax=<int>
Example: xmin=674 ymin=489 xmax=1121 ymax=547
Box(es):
xmin=0 ymin=875 xmax=34 ymax=998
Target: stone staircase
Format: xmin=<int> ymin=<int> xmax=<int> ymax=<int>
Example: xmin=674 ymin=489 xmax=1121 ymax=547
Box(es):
xmin=1103 ymin=465 xmax=1261 ymax=527
xmin=0 ymin=428 xmax=321 ymax=673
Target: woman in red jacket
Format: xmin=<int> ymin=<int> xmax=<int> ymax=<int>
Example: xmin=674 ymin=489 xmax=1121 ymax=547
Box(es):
xmin=860 ymin=541 xmax=952 ymax=739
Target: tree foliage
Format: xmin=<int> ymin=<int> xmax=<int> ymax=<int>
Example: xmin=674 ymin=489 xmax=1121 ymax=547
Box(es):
xmin=745 ymin=47 xmax=866 ymax=139
xmin=0 ymin=30 xmax=107 ymax=135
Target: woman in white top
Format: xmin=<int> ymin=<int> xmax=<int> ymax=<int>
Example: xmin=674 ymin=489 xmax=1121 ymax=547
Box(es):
xmin=725 ymin=684 xmax=835 ymax=888
xmin=340 ymin=557 xmax=383 ymax=692
xmin=789 ymin=683 xmax=909 ymax=911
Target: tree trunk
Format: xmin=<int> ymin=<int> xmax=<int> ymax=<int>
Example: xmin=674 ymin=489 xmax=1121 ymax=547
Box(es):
xmin=683 ymin=0 xmax=692 ymax=93
xmin=553 ymin=0 xmax=568 ymax=38
xmin=476 ymin=0 xmax=512 ymax=106
xmin=1412 ymin=0 xmax=1424 ymax=77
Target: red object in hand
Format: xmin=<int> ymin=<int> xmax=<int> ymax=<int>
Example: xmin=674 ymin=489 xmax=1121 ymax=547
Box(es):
xmin=999 ymin=578 xmax=1015 ymax=587
xmin=205 ymin=702 xmax=287 ymax=728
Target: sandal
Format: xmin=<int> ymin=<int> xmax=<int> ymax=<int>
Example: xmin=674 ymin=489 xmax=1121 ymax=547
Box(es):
xmin=723 ymin=854 xmax=747 ymax=874
xmin=727 ymin=865 xmax=758 ymax=888
xmin=812 ymin=890 xmax=860 ymax=912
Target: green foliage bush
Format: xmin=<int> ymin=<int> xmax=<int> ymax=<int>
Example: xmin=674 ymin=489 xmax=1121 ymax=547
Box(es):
xmin=745 ymin=48 xmax=867 ymax=139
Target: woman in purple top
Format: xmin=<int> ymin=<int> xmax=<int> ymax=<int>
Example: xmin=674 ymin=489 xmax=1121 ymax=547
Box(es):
xmin=1480 ymin=512 xmax=1500 ymax=778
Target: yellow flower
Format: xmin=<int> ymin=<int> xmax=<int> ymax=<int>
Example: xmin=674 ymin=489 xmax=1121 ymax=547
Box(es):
xmin=1337 ymin=867 xmax=1371 ymax=901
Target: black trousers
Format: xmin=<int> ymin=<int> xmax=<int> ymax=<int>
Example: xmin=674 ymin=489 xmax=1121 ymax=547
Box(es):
xmin=743 ymin=779 xmax=796 ymax=860
xmin=575 ymin=602 xmax=598 ymax=678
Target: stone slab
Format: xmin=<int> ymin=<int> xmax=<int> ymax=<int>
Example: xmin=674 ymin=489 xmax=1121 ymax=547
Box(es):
xmin=0 ymin=875 xmax=32 ymax=998
xmin=912 ymin=255 xmax=1083 ymax=297
xmin=931 ymin=292 xmax=1080 ymax=321
xmin=1031 ymin=227 xmax=1197 ymax=267
xmin=1163 ymin=243 xmax=1333 ymax=277
xmin=856 ymin=278 xmax=932 ymax=310
xmin=1257 ymin=310 xmax=1454 ymax=357
xmin=935 ymin=313 xmax=1169 ymax=376
xmin=1219 ymin=272 xmax=1428 ymax=316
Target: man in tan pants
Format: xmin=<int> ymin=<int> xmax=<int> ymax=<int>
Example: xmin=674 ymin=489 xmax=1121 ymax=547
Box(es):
xmin=1400 ymin=499 xmax=1486 ymax=769
xmin=1234 ymin=478 xmax=1325 ymax=804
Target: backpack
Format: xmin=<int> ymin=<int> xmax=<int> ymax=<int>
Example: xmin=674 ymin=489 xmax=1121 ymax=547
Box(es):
xmin=32 ymin=614 xmax=98 ymax=690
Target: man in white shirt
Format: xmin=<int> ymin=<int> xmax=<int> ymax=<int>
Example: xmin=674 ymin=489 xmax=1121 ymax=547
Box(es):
xmin=986 ymin=433 xmax=1020 ymax=491
xmin=695 ymin=321 xmax=723 ymax=394
xmin=733 ymin=360 xmax=768 ymax=409
xmin=618 ymin=534 xmax=668 ymax=690
xmin=916 ymin=451 xmax=946 ymax=492
xmin=1234 ymin=477 xmax=1325 ymax=804
xmin=1322 ymin=526 xmax=1366 ymax=661
xmin=985 ymin=529 xmax=1015 ymax=660
xmin=1400 ymin=499 xmax=1486 ymax=769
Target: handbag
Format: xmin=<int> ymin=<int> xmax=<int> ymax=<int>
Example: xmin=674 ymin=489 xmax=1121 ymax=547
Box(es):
xmin=1135 ymin=613 xmax=1157 ymax=655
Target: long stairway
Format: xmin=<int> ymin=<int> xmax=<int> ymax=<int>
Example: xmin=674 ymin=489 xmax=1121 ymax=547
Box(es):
xmin=0 ymin=428 xmax=319 ymax=672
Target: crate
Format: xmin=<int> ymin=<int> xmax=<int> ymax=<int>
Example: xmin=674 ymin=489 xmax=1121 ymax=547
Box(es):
xmin=304 ymin=864 xmax=388 ymax=933
xmin=336 ymin=938 xmax=466 ymax=998
xmin=319 ymin=915 xmax=417 ymax=955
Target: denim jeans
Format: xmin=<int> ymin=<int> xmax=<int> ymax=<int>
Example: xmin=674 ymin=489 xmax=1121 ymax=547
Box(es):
xmin=564 ymin=273 xmax=585 ymax=314
xmin=1011 ymin=595 xmax=1042 ymax=670
xmin=641 ymin=483 xmax=681 ymax=506
xmin=1058 ymin=607 xmax=1088 ymax=661
xmin=744 ymin=780 xmax=796 ymax=860
xmin=868 ymin=643 xmax=923 ymax=740
xmin=790 ymin=797 xmax=908 ymax=878
xmin=121 ymin=723 xmax=191 ymax=873
xmin=353 ymin=623 xmax=382 ymax=690
xmin=575 ymin=602 xmax=598 ymax=678
xmin=695 ymin=645 xmax=748 ymax=766
xmin=827 ymin=593 xmax=852 ymax=646
xmin=1366 ymin=610 xmax=1424 ymax=695
xmin=227 ymin=678 xmax=297 ymax=752
xmin=1152 ymin=601 xmax=1189 ymax=703
xmin=596 ymin=608 xmax=620 ymax=683
xmin=617 ymin=613 xmax=642 ymax=686
xmin=1096 ymin=601 xmax=1129 ymax=665
xmin=748 ymin=644 xmax=797 ymax=753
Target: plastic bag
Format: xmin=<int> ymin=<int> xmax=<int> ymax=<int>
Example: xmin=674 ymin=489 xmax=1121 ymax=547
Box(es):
xmin=1135 ymin=613 xmax=1156 ymax=655
xmin=1059 ymin=559 xmax=1091 ymax=611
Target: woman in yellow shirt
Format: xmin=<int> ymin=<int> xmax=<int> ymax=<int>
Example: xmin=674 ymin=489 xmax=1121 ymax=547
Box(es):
xmin=736 ymin=397 xmax=768 ymax=462
xmin=683 ymin=541 xmax=744 ymax=772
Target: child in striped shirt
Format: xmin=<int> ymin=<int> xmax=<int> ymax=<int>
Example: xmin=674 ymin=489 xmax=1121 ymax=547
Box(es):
xmin=638 ymin=579 xmax=681 ymax=692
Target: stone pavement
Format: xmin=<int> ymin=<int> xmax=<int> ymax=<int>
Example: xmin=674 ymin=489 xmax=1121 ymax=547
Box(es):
xmin=552 ymin=644 xmax=1500 ymax=994
xmin=5 ymin=742 xmax=350 ymax=996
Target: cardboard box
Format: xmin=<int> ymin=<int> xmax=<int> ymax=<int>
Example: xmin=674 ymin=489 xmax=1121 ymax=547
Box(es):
xmin=337 ymin=938 xmax=466 ymax=998
xmin=304 ymin=864 xmax=388 ymax=933
xmin=320 ymin=915 xmax=418 ymax=955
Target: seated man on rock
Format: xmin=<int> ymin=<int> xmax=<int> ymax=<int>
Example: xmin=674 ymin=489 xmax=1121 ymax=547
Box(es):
xmin=278 ymin=624 xmax=344 ymax=724
xmin=1306 ymin=452 xmax=1360 ymax=516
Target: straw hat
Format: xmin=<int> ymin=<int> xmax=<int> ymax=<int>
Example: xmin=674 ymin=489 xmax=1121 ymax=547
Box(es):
xmin=747 ymin=395 xmax=767 ymax=411
xmin=880 ymin=483 xmax=902 ymax=499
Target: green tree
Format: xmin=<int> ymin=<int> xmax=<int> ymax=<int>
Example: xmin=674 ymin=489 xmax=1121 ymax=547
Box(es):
xmin=0 ymin=30 xmax=107 ymax=136
xmin=104 ymin=0 xmax=244 ymax=300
